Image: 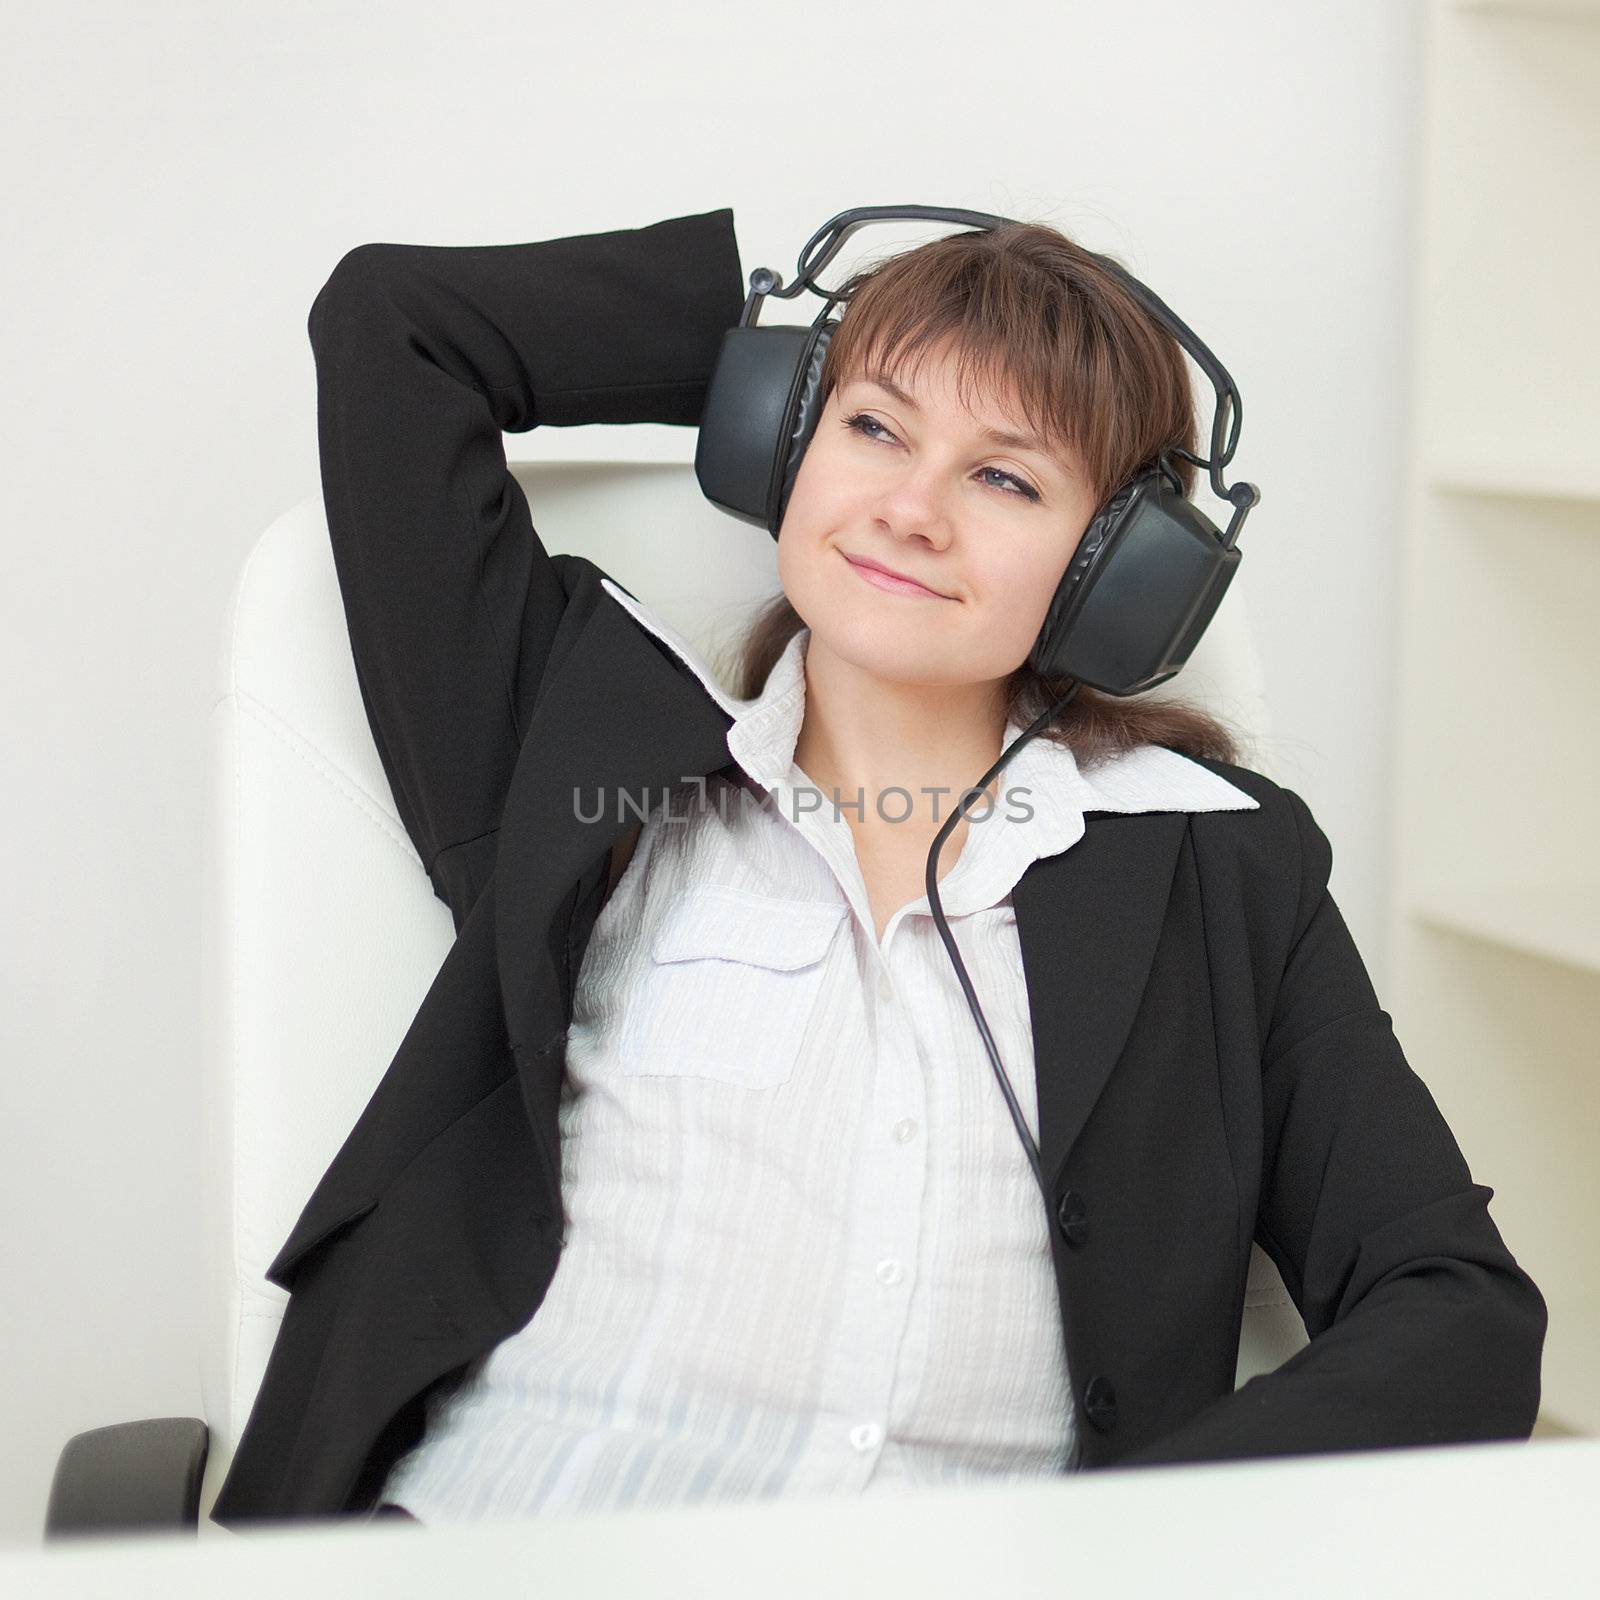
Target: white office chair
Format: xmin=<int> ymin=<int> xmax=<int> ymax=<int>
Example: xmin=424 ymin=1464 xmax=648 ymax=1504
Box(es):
xmin=47 ymin=457 xmax=1307 ymax=1538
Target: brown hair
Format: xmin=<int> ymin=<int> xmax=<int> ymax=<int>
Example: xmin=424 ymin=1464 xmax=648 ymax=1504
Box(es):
xmin=720 ymin=218 xmax=1245 ymax=771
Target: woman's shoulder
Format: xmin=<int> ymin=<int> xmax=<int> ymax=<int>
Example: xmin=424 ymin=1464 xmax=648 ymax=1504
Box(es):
xmin=1171 ymin=749 xmax=1328 ymax=903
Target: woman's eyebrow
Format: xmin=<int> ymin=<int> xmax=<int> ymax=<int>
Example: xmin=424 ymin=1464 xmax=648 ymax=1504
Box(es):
xmin=855 ymin=369 xmax=1053 ymax=459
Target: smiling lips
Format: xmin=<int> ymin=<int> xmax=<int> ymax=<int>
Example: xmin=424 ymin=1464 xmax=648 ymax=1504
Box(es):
xmin=842 ymin=551 xmax=955 ymax=601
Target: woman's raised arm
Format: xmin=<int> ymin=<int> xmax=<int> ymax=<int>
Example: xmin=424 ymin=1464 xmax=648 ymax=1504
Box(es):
xmin=305 ymin=207 xmax=745 ymax=929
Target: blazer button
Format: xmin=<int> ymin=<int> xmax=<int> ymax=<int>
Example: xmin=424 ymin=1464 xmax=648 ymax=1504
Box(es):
xmin=1055 ymin=1189 xmax=1088 ymax=1248
xmin=1083 ymin=1375 xmax=1118 ymax=1434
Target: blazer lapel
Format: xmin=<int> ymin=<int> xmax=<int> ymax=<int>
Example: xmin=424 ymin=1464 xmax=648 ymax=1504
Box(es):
xmin=1013 ymin=810 xmax=1190 ymax=1201
xmin=493 ymin=568 xmax=734 ymax=1099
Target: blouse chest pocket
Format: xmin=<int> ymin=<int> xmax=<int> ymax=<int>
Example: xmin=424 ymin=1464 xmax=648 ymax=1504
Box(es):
xmin=617 ymin=884 xmax=848 ymax=1090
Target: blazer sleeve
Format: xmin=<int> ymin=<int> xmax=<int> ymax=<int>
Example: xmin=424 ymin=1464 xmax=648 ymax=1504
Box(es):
xmin=306 ymin=207 xmax=746 ymax=931
xmin=1113 ymin=784 xmax=1549 ymax=1469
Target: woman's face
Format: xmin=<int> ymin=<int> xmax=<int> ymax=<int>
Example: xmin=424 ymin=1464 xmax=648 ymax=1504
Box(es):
xmin=776 ymin=338 xmax=1102 ymax=692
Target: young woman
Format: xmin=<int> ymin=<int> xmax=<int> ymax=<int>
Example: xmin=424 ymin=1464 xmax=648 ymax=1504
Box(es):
xmin=211 ymin=207 xmax=1546 ymax=1530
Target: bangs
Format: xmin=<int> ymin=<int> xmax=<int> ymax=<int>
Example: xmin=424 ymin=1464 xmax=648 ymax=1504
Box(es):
xmin=816 ymin=220 xmax=1198 ymax=507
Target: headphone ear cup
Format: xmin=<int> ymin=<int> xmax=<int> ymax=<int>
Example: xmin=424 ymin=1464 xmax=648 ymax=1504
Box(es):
xmin=1029 ymin=470 xmax=1240 ymax=695
xmin=695 ymin=319 xmax=835 ymax=535
xmin=1028 ymin=481 xmax=1141 ymax=679
xmin=770 ymin=319 xmax=836 ymax=540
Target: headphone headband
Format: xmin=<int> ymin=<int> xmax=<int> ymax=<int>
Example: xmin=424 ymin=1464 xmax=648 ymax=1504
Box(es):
xmin=741 ymin=205 xmax=1257 ymax=521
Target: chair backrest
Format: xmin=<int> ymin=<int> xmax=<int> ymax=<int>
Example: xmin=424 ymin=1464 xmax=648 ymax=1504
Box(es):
xmin=199 ymin=460 xmax=1305 ymax=1516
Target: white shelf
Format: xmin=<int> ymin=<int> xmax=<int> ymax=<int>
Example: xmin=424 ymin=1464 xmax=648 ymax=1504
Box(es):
xmin=1411 ymin=884 xmax=1600 ymax=976
xmin=1389 ymin=2 xmax=1600 ymax=1438
xmin=1415 ymin=14 xmax=1600 ymax=484
xmin=1426 ymin=465 xmax=1600 ymax=504
xmin=1455 ymin=0 xmax=1600 ymax=17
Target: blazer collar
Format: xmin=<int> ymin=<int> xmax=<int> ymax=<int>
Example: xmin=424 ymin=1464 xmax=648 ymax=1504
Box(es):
xmin=495 ymin=562 xmax=1259 ymax=1198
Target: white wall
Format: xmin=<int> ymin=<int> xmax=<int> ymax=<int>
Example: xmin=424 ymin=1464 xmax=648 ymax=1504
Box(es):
xmin=0 ymin=0 xmax=1423 ymax=1545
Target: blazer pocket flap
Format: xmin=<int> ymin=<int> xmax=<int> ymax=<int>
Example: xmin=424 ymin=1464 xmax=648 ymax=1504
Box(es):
xmin=649 ymin=885 xmax=847 ymax=971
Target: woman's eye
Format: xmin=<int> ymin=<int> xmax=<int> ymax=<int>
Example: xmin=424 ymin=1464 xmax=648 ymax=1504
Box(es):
xmin=840 ymin=411 xmax=1039 ymax=502
xmin=845 ymin=411 xmax=892 ymax=444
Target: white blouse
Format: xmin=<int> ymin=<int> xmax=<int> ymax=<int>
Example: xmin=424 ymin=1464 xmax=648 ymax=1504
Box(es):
xmin=379 ymin=580 xmax=1260 ymax=1523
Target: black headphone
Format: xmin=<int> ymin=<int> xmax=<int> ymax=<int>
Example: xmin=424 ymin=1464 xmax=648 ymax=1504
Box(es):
xmin=692 ymin=206 xmax=1262 ymax=1215
xmin=693 ymin=204 xmax=1260 ymax=698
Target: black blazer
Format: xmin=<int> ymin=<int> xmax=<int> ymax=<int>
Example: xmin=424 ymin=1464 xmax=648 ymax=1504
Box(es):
xmin=208 ymin=207 xmax=1547 ymax=1528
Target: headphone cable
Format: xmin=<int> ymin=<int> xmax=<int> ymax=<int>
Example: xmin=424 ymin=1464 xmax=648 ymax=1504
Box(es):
xmin=923 ymin=679 xmax=1083 ymax=1216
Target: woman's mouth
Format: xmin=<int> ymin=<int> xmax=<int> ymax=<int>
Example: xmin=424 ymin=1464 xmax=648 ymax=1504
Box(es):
xmin=842 ymin=551 xmax=955 ymax=601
